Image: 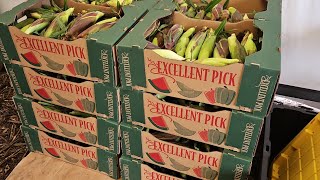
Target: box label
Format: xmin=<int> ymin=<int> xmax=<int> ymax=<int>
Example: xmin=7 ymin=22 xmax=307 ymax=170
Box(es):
xmin=141 ymin=164 xmax=184 ymax=180
xmin=141 ymin=93 xmax=231 ymax=147
xmin=31 ymin=102 xmax=99 ymax=146
xmin=23 ymin=67 xmax=97 ymax=114
xmin=141 ymin=131 xmax=222 ymax=179
xmin=143 ymin=49 xmax=244 ymax=110
xmin=38 ymin=130 xmax=99 ymax=170
xmin=9 ymin=27 xmax=91 ymax=79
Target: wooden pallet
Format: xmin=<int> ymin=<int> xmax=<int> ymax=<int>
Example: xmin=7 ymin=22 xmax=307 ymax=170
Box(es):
xmin=7 ymin=152 xmax=116 ymax=180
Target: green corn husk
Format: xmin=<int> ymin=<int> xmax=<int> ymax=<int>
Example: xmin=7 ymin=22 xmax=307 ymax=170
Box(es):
xmin=198 ymin=20 xmax=226 ymax=59
xmin=66 ymin=11 xmax=104 ymax=39
xmin=21 ymin=24 xmax=32 ymax=32
xmin=164 ymin=24 xmax=184 ymax=50
xmin=242 ymin=32 xmax=257 ymax=55
xmin=77 ymin=17 xmax=117 ymax=38
xmin=24 ymin=18 xmax=50 ymax=34
xmin=185 ymin=28 xmax=208 ymax=61
xmin=198 ymin=28 xmax=216 ymax=59
xmin=228 ymin=33 xmax=246 ymax=62
xmin=15 ymin=18 xmax=34 ymax=29
xmin=213 ymin=38 xmax=229 ymax=58
xmin=175 ymin=27 xmax=196 ymax=57
xmin=44 ymin=8 xmax=74 ymax=38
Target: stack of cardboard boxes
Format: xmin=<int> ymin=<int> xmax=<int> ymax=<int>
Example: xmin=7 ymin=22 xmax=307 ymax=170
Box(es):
xmin=0 ymin=0 xmax=281 ymax=179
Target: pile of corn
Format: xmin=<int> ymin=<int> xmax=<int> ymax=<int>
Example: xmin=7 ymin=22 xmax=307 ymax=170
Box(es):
xmin=15 ymin=5 xmax=118 ymax=40
xmin=175 ymin=0 xmax=249 ymax=22
xmin=75 ymin=0 xmax=133 ymax=7
xmin=147 ymin=20 xmax=258 ymax=67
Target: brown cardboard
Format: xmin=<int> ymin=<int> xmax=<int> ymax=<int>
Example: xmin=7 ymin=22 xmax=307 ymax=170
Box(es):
xmin=140 ymin=48 xmax=246 ymax=111
xmin=9 ymin=27 xmax=93 ymax=79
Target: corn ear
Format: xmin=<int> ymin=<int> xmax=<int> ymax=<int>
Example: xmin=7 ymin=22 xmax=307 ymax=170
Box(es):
xmin=213 ymin=38 xmax=229 ymax=58
xmin=243 ymin=33 xmax=257 ymax=55
xmin=66 ymin=11 xmax=104 ymax=39
xmin=228 ymin=33 xmax=246 ymax=62
xmin=185 ymin=28 xmax=208 ymax=61
xmin=211 ymin=4 xmax=223 ymax=20
xmin=24 ymin=18 xmax=49 ymax=34
xmin=153 ymin=49 xmax=185 ymax=61
xmin=44 ymin=8 xmax=74 ymax=38
xmin=164 ymin=24 xmax=184 ymax=50
xmin=174 ymin=27 xmax=195 ymax=57
xmin=198 ymin=28 xmax=217 ymax=59
xmin=77 ymin=17 xmax=117 ymax=38
xmin=21 ymin=24 xmax=32 ymax=33
xmin=228 ymin=7 xmax=243 ymax=22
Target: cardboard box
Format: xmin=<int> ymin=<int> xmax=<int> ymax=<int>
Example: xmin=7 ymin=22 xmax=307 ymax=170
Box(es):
xmin=0 ymin=0 xmax=159 ymax=85
xmin=121 ymin=89 xmax=263 ymax=157
xmin=120 ymin=156 xmax=185 ymax=180
xmin=117 ymin=1 xmax=281 ymax=117
xmin=5 ymin=63 xmax=118 ymax=119
xmin=22 ymin=125 xmax=120 ymax=179
xmin=120 ymin=123 xmax=253 ymax=180
xmin=14 ymin=95 xmax=119 ymax=153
